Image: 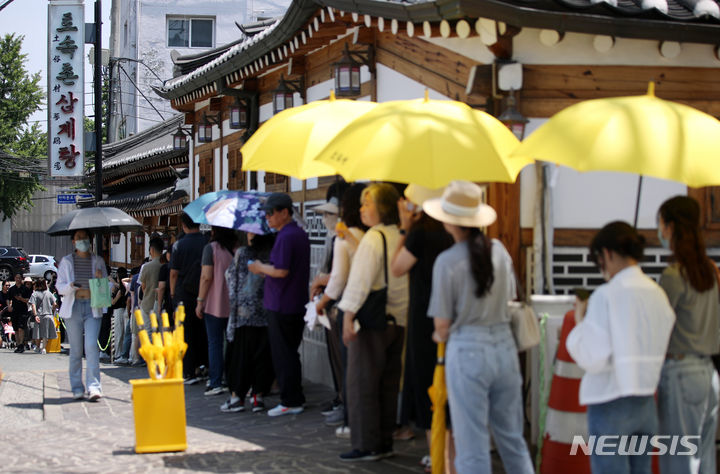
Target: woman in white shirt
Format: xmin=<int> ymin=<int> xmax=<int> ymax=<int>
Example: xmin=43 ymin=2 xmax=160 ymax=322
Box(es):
xmin=337 ymin=183 xmax=409 ymax=462
xmin=426 ymin=181 xmax=533 ymax=474
xmin=567 ymin=221 xmax=675 ymax=474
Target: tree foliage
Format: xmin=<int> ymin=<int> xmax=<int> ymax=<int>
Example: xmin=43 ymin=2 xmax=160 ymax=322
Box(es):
xmin=0 ymin=34 xmax=46 ymax=220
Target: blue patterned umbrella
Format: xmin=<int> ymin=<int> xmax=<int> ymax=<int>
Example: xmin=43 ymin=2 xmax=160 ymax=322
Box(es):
xmin=203 ymin=191 xmax=272 ymax=235
xmin=183 ymin=190 xmax=234 ymax=225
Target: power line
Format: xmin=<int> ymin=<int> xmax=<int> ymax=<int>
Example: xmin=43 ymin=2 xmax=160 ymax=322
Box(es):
xmin=117 ymin=63 xmax=165 ymax=121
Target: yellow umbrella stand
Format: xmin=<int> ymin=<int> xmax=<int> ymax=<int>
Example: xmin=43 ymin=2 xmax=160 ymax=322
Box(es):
xmin=129 ymin=304 xmax=188 ymax=453
xmin=241 ymin=90 xmax=377 ymax=179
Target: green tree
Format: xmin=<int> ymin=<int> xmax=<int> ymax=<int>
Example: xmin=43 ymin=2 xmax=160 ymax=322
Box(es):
xmin=0 ymin=33 xmax=45 ymax=219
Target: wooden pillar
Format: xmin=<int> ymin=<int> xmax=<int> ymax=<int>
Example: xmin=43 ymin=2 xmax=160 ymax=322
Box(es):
xmin=486 ymin=181 xmax=521 ymax=274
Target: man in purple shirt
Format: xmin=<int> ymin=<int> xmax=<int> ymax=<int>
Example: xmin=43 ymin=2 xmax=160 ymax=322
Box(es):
xmin=249 ymin=192 xmax=310 ymax=416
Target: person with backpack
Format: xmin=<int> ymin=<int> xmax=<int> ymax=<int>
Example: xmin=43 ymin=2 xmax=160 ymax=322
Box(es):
xmin=170 ymin=212 xmax=209 ymax=384
xmin=196 ymin=226 xmax=239 ymax=396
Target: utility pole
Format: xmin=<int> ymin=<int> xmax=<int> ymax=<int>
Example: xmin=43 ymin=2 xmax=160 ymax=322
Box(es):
xmin=93 ymin=0 xmax=103 ymax=254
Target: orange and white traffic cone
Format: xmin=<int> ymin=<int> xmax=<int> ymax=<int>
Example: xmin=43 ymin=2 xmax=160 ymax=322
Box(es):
xmin=540 ymin=310 xmax=591 ymax=474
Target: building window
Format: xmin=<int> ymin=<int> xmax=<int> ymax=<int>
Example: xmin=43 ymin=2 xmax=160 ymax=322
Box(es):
xmin=167 ymin=17 xmax=214 ymax=48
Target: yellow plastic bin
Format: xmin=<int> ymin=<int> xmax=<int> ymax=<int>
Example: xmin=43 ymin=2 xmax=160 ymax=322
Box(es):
xmin=130 ymin=378 xmax=187 ymax=453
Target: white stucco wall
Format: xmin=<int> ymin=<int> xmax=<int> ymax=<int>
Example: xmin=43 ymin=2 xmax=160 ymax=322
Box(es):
xmin=113 ymin=0 xmax=292 ymax=137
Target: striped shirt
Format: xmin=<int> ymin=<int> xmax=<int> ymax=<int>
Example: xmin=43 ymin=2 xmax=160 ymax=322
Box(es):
xmin=73 ymin=254 xmax=94 ymax=289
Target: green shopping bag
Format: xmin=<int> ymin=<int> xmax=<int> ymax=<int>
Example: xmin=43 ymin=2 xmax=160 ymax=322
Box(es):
xmin=89 ymin=277 xmax=112 ymax=308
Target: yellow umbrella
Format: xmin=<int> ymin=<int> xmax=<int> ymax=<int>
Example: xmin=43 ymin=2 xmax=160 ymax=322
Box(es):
xmin=313 ymin=92 xmax=528 ymax=188
xmin=511 ymin=82 xmax=720 ymax=188
xmin=241 ymin=91 xmax=377 ymax=179
xmin=428 ymin=342 xmax=447 ymax=474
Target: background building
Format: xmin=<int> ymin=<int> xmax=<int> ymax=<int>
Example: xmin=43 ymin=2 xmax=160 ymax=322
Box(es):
xmin=108 ymin=0 xmax=291 ymax=141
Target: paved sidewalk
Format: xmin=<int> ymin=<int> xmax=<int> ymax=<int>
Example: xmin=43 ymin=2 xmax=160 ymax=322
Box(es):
xmin=0 ymin=355 xmax=435 ymax=473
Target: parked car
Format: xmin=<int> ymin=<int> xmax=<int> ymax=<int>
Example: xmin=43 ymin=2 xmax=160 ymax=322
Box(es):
xmin=0 ymin=247 xmax=31 ymax=281
xmin=27 ymin=255 xmax=58 ymax=280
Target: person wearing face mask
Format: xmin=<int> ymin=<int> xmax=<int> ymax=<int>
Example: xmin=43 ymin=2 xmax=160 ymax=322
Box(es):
xmin=566 ymin=221 xmax=675 ymax=474
xmin=309 ymin=194 xmax=345 ymax=424
xmin=656 ymin=196 xmax=719 ymax=474
xmin=56 ymin=229 xmax=108 ymax=401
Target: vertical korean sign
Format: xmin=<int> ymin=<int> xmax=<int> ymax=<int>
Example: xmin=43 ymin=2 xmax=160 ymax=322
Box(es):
xmin=48 ymin=1 xmax=84 ymax=177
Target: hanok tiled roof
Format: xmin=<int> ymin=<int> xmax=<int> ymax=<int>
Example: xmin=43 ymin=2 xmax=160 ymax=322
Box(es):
xmin=98 ymin=182 xmax=189 ymax=216
xmin=153 ymin=0 xmax=720 ymax=102
xmin=100 ymin=115 xmax=187 ymax=181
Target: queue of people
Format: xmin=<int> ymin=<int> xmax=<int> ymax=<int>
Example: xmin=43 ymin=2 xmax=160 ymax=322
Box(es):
xmin=9 ymin=183 xmax=717 ymax=474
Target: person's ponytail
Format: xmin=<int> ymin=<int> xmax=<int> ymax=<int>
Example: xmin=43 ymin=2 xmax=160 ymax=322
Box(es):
xmin=467 ymin=228 xmax=494 ymax=298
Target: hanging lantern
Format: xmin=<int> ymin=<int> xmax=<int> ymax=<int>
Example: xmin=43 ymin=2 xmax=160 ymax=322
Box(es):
xmin=111 ymin=233 xmax=121 ymax=245
xmin=333 ymin=44 xmax=362 ymax=97
xmin=498 ymin=90 xmax=529 ymax=141
xmin=172 ymin=127 xmax=188 ymax=150
xmin=229 ymin=98 xmax=249 ymax=129
xmin=134 ymin=232 xmax=144 ymax=246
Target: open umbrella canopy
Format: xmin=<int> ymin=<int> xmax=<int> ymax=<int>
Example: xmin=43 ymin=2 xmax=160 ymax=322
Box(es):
xmin=46 ymin=207 xmax=143 ymax=236
xmin=313 ymin=93 xmax=528 ymax=188
xmin=241 ymin=91 xmax=377 ymax=179
xmin=183 ymin=190 xmax=234 ymax=225
xmin=511 ymin=83 xmax=720 ymax=188
xmin=204 ymin=191 xmax=272 ymax=235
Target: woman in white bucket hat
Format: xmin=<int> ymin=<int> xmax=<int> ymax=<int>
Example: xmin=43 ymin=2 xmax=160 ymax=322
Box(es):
xmin=426 ymin=181 xmax=533 ymax=474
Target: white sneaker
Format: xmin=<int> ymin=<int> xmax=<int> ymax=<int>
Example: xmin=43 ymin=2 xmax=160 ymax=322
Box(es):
xmin=88 ymin=389 xmax=102 ymax=402
xmin=204 ymin=386 xmax=227 ymax=396
xmin=336 ymin=425 xmax=351 ymax=439
xmin=41 ymin=349 xmax=47 ymax=355
xmin=114 ymin=357 xmax=129 ymax=365
xmin=267 ymin=404 xmax=304 ymax=417
xmin=72 ymin=391 xmax=85 ymax=400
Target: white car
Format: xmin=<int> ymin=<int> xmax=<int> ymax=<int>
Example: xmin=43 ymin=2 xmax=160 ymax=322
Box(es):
xmin=27 ymin=255 xmax=58 ymax=280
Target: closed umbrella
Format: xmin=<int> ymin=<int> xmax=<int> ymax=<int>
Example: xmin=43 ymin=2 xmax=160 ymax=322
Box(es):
xmin=242 ymin=90 xmax=377 ymax=179
xmin=428 ymin=342 xmax=447 ymax=474
xmin=46 ymin=206 xmax=143 ymax=236
xmin=314 ymin=92 xmax=529 ymax=187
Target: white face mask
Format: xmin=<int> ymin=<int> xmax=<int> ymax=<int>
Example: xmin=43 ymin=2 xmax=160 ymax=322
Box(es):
xmin=75 ymin=239 xmax=90 ymax=252
xmin=322 ymin=213 xmax=338 ymax=233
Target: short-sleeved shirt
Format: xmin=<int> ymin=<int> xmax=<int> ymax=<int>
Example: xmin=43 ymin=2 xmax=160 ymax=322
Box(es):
xmin=264 ymin=221 xmax=311 ymax=314
xmin=111 ymin=283 xmax=127 ymax=310
xmin=405 ymin=226 xmax=454 ymax=323
xmin=427 ymin=239 xmax=515 ymax=331
xmin=660 ymin=263 xmax=720 ymax=356
xmin=8 ymin=284 xmax=32 ymax=316
xmin=31 ymin=290 xmax=56 ymax=316
xmin=140 ymin=258 xmax=162 ymax=314
xmin=170 ymin=232 xmax=208 ymax=304
xmin=158 ymin=263 xmax=172 ymax=315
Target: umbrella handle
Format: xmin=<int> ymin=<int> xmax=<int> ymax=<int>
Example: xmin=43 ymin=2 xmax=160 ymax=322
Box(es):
xmin=436 ymin=342 xmax=445 ymax=363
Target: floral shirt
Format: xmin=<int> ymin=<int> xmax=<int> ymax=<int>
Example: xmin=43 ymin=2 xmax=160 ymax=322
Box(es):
xmin=226 ymin=246 xmax=268 ymax=340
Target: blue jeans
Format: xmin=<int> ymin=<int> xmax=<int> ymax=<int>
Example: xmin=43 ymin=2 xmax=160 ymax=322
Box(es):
xmin=587 ymin=395 xmax=657 ymax=474
xmin=66 ymin=299 xmax=102 ymax=395
xmin=204 ymin=313 xmax=228 ymax=388
xmin=658 ymin=356 xmax=719 ymax=474
xmin=446 ymin=323 xmax=533 ymax=474
xmin=121 ymin=315 xmax=132 ymax=359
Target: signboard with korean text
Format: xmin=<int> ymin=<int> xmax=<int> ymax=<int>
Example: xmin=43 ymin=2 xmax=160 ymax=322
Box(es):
xmin=57 ymin=193 xmax=93 ymax=204
xmin=48 ymin=1 xmax=84 ymax=177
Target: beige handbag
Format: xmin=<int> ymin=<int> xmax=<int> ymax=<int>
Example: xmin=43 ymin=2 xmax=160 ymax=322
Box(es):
xmin=508 ymin=273 xmax=540 ymax=352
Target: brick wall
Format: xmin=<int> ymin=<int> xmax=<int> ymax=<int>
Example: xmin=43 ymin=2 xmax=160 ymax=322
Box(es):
xmin=552 ymin=246 xmax=720 ymax=294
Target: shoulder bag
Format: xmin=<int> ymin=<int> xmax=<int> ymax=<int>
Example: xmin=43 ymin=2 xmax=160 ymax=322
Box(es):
xmin=354 ymin=230 xmax=389 ymax=331
xmin=508 ymin=270 xmax=540 ymax=352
